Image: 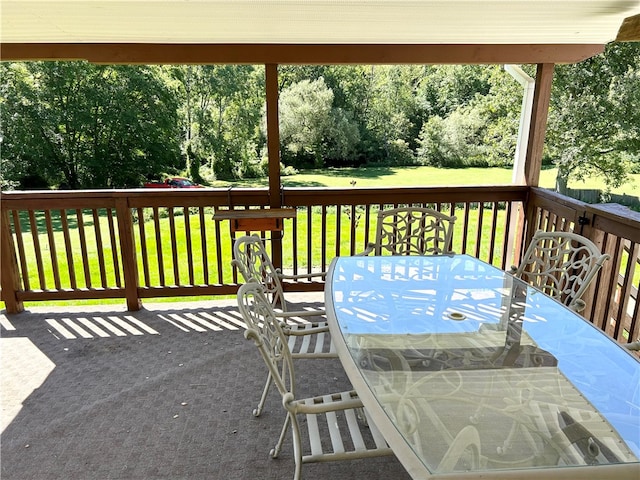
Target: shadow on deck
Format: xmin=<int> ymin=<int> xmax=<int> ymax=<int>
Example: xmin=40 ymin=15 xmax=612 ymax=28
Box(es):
xmin=0 ymin=296 xmax=410 ymax=480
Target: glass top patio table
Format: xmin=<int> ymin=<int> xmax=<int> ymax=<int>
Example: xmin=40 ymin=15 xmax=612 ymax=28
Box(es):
xmin=325 ymin=254 xmax=640 ymax=479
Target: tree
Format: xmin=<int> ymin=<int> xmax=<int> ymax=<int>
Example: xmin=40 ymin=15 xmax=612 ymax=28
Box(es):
xmin=277 ymin=77 xmax=360 ymax=168
xmin=547 ymin=42 xmax=640 ymax=193
xmin=1 ymin=61 xmax=181 ymax=189
xmin=170 ymin=65 xmax=264 ymax=181
xmin=415 ymin=66 xmax=522 ymax=168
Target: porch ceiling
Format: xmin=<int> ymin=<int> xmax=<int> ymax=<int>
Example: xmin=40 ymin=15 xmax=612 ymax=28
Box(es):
xmin=1 ymin=1 xmax=639 ymax=64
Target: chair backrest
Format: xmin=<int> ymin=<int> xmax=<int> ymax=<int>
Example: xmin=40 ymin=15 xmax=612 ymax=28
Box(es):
xmin=513 ymin=230 xmax=610 ymax=310
xmin=372 ymin=207 xmax=456 ymax=255
xmin=232 ymin=235 xmax=286 ymax=310
xmin=237 ymin=282 xmax=295 ymax=398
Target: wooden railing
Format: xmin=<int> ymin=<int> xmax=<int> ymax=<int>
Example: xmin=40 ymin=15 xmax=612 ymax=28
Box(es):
xmin=1 ymin=185 xmax=638 ymax=347
xmin=526 ymin=188 xmax=640 ymax=345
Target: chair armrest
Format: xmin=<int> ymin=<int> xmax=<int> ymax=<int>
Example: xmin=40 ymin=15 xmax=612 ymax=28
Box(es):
xmin=355 ymin=243 xmax=375 ymax=256
xmin=285 ymin=391 xmax=364 ymax=415
xmin=276 ymin=270 xmax=326 ymax=281
xmin=281 ymin=324 xmax=330 ymax=335
xmin=275 ymin=309 xmax=325 ymax=318
xmin=568 ymin=299 xmax=586 ymax=312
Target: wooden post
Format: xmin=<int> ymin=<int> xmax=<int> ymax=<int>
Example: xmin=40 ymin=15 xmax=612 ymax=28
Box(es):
xmin=524 ymin=63 xmax=555 ymax=188
xmin=265 ymin=63 xmax=284 ymax=268
xmin=519 ymin=63 xmax=554 ymax=260
xmin=0 ymin=208 xmax=24 ymax=313
xmin=115 ymin=197 xmax=141 ymax=311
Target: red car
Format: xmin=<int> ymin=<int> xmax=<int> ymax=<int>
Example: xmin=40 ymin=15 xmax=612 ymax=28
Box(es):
xmin=143 ymin=177 xmax=202 ymax=188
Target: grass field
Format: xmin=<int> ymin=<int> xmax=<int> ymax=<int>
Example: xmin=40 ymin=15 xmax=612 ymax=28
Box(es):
xmin=209 ymin=165 xmax=640 ymax=196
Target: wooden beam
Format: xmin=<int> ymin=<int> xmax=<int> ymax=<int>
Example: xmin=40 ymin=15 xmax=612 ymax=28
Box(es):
xmin=524 ymin=63 xmax=555 ymax=187
xmin=0 ymin=43 xmax=605 ymax=65
xmin=616 ymin=13 xmax=640 ymax=42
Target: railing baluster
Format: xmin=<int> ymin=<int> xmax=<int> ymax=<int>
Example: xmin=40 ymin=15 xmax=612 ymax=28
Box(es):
xmin=474 ymin=203 xmax=484 ymax=259
xmin=501 ymin=201 xmax=513 ymax=270
xmin=28 ymin=210 xmax=47 ymax=290
xmin=59 ymin=209 xmax=76 ymax=290
xmin=335 ymin=204 xmax=342 ymax=257
xmin=44 ymin=210 xmax=61 ymax=290
xmin=488 ymin=202 xmax=498 ymax=265
xmin=461 ymin=203 xmax=470 ymax=254
xmin=137 ymin=207 xmax=151 ymax=287
xmin=75 ymin=208 xmax=92 ymax=289
xmin=214 ymin=212 xmax=225 ymax=284
xmin=92 ymin=208 xmax=108 ymax=288
xmin=152 ymin=207 xmax=165 ymax=286
xmin=168 ymin=207 xmax=179 ymax=285
xmin=306 ymin=206 xmax=316 ymax=273
xmin=11 ymin=210 xmax=29 ymax=291
xmin=199 ymin=207 xmax=208 ymax=285
xmin=321 ymin=205 xmax=328 ymax=271
xmin=183 ymin=207 xmax=194 ymax=285
xmin=107 ymin=208 xmax=122 ymax=288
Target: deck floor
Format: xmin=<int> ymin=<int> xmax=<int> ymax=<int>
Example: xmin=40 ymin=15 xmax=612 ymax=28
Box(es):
xmin=0 ymin=296 xmax=410 ymax=480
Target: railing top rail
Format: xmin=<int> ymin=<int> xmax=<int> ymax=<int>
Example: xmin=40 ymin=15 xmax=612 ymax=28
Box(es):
xmin=529 ymin=187 xmax=589 ymax=209
xmin=0 ymin=188 xmax=272 ymax=209
xmin=1 ymin=185 xmax=530 ymax=210
xmin=283 ymin=184 xmax=529 ymax=205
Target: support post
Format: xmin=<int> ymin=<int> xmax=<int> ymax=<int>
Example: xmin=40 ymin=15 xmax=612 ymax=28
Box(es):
xmin=115 ymin=197 xmax=141 ymax=311
xmin=0 ymin=209 xmax=24 ymax=313
xmin=265 ymin=63 xmax=284 ymax=268
xmin=523 ymin=63 xmax=554 ymax=187
xmin=519 ymin=63 xmax=555 ymax=262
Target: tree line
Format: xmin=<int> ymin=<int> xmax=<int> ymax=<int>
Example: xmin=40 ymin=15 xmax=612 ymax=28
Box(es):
xmin=1 ymin=42 xmax=638 ymax=191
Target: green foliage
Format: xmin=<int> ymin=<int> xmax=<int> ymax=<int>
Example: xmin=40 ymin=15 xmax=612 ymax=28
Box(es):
xmin=277 ymin=77 xmax=360 ymax=168
xmin=2 ymin=50 xmax=638 ymax=191
xmin=1 ymin=62 xmax=181 ymax=189
xmin=415 ymin=65 xmax=521 ymax=168
xmin=170 ymin=65 xmax=265 ymax=182
xmin=547 ymin=42 xmax=640 ymax=192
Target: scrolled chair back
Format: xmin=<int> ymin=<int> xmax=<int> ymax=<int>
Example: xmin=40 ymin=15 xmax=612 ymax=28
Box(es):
xmin=237 ymin=282 xmax=295 ymax=397
xmin=371 ymin=206 xmax=457 ymax=256
xmin=232 ymin=235 xmax=285 ymax=309
xmin=513 ymin=230 xmax=609 ymax=311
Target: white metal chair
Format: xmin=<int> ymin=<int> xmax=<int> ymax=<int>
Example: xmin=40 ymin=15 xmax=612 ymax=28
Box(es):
xmin=238 ymin=282 xmax=394 ymax=480
xmin=232 ymin=235 xmax=337 ymax=417
xmin=511 ymin=230 xmax=610 ymax=312
xmin=359 ymin=206 xmax=457 ymax=256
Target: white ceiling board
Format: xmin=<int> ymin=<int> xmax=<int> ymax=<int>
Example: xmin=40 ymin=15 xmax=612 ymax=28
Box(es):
xmin=2 ymin=1 xmax=639 ymax=44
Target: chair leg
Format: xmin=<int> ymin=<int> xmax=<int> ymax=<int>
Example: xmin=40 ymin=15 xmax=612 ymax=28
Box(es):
xmin=270 ymin=411 xmax=291 ymax=459
xmin=289 ymin=414 xmax=303 ymax=480
xmin=254 ymin=372 xmax=273 ymax=417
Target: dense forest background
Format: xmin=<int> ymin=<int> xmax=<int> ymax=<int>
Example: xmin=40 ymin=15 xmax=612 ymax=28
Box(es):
xmin=1 ymin=42 xmax=638 ymax=192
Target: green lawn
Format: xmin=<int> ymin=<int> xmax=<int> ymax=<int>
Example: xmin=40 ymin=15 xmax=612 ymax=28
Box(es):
xmin=209 ymin=165 xmax=640 ymax=196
